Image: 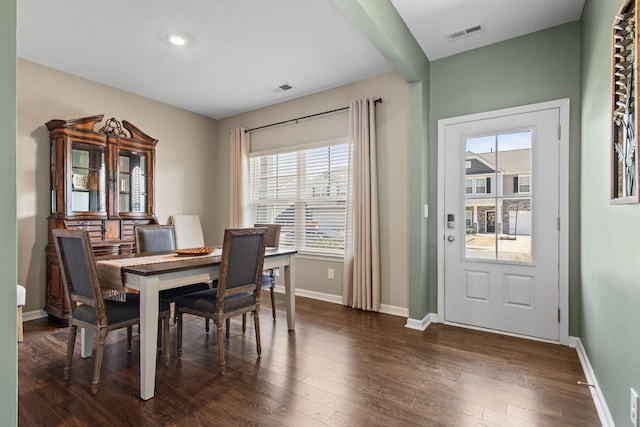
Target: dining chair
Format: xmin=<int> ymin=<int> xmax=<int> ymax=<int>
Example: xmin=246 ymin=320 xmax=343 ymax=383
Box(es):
xmin=176 ymin=227 xmax=267 ymax=374
xmin=254 ymin=223 xmax=281 ymax=320
xmin=134 ymin=224 xmax=211 ymax=324
xmin=170 ymin=214 xmax=205 ymax=249
xmin=52 ymin=228 xmax=171 ymax=394
xmin=234 ymin=223 xmax=281 ymax=333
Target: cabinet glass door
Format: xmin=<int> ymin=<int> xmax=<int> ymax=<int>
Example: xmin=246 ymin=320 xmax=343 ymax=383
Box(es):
xmin=119 ymin=151 xmax=147 ymax=213
xmin=71 ymin=143 xmax=106 ymax=212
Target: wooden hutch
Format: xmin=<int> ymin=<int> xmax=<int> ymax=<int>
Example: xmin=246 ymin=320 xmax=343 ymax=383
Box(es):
xmin=45 ymin=115 xmax=158 ymax=322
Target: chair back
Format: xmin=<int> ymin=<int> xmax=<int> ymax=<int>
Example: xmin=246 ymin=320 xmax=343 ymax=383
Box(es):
xmin=135 ymin=224 xmax=176 ymax=253
xmin=217 ymin=228 xmax=266 ymax=305
xmin=253 ymin=223 xmax=281 ymax=248
xmin=52 ymin=229 xmax=104 ymax=318
xmin=170 ymin=215 xmax=205 ymax=249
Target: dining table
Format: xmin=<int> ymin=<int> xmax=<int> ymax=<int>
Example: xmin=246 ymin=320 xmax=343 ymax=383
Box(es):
xmin=81 ymin=247 xmax=297 ymax=400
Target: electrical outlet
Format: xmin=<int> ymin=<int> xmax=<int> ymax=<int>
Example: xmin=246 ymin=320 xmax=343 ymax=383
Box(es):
xmin=328 ymin=268 xmax=334 ymax=279
xmin=631 ymin=388 xmax=639 ymax=427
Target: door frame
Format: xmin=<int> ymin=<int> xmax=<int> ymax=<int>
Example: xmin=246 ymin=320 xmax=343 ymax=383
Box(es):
xmin=436 ymin=99 xmax=570 ymax=345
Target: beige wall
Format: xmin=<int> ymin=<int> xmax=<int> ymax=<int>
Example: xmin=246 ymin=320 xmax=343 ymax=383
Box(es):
xmin=17 ymin=59 xmax=217 ymax=312
xmin=17 ymin=61 xmax=410 ymax=314
xmin=216 ymin=72 xmax=410 ymax=311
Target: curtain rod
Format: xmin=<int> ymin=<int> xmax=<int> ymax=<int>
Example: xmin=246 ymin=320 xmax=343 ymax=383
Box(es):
xmin=245 ymin=97 xmax=382 ymax=133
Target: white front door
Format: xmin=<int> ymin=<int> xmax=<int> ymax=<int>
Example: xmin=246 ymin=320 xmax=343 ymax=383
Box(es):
xmin=440 ymin=105 xmax=563 ymax=341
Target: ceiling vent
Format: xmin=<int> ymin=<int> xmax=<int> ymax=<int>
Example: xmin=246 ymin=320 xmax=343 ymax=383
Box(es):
xmin=446 ymin=23 xmax=485 ymax=41
xmin=271 ymin=84 xmax=293 ymax=93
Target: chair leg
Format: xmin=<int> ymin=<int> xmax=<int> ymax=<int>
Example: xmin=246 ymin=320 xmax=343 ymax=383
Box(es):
xmin=225 ymin=318 xmax=231 ymax=339
xmin=253 ymin=310 xmax=262 ymax=356
xmin=17 ymin=306 xmax=23 ymax=342
xmin=64 ymin=325 xmax=77 ymax=381
xmin=127 ymin=326 xmax=133 ymax=353
xmin=206 ymin=318 xmax=210 ymax=333
xmin=91 ymin=329 xmax=107 ymax=394
xmin=242 ymin=313 xmax=247 ymax=333
xmin=176 ymin=312 xmax=183 ymax=359
xmin=217 ymin=321 xmax=226 ymax=375
xmin=173 ymin=302 xmax=178 ymax=324
xmin=162 ymin=316 xmax=170 ymax=366
xmin=270 ymin=285 xmax=276 ymax=320
xmin=156 ymin=318 xmax=162 ymax=351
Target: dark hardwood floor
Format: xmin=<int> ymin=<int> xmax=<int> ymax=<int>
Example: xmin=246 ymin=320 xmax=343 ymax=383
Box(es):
xmin=19 ymin=293 xmax=600 ymax=426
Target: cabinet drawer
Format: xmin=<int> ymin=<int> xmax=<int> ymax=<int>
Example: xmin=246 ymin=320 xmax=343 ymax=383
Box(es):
xmin=64 ymin=220 xmax=104 ymax=240
xmin=92 ymin=245 xmax=121 ymax=256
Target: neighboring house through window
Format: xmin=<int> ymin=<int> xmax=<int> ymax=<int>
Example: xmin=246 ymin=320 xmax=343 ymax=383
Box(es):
xmin=465 ymin=142 xmax=532 ymax=235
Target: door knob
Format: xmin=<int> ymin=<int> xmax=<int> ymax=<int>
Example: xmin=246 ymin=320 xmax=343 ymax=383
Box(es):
xmin=447 ymin=235 xmax=455 ymax=242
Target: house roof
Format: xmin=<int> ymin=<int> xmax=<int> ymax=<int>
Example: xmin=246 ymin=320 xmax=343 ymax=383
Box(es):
xmin=470 ymin=149 xmax=531 ymax=175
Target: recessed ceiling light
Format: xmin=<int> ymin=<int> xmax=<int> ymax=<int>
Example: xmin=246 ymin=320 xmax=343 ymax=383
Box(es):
xmin=167 ymin=34 xmax=187 ymax=46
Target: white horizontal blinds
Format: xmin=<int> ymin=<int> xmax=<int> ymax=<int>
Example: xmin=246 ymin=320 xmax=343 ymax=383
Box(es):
xmin=250 ymin=142 xmax=350 ymax=255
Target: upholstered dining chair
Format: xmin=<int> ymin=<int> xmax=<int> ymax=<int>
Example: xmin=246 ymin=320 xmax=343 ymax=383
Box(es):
xmin=170 ymin=214 xmax=205 ymax=249
xmin=235 ymin=223 xmax=281 ymax=333
xmin=176 ymin=227 xmax=267 ymax=374
xmin=134 ymin=224 xmax=211 ymax=324
xmin=52 ymin=228 xmax=171 ymax=394
xmin=254 ymin=224 xmax=280 ymax=320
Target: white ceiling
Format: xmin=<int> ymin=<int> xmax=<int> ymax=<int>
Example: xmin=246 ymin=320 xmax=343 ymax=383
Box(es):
xmin=17 ymin=0 xmax=584 ymax=120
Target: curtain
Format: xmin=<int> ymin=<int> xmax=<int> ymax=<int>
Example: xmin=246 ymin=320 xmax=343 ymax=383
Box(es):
xmin=230 ymin=128 xmax=250 ymax=228
xmin=342 ymin=98 xmax=380 ymax=311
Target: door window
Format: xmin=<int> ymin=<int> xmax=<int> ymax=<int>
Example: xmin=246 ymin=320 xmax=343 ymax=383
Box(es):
xmin=464 ymin=132 xmax=532 ymax=263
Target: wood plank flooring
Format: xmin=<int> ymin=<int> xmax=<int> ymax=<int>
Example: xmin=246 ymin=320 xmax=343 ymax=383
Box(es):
xmin=19 ymin=293 xmax=600 ymax=426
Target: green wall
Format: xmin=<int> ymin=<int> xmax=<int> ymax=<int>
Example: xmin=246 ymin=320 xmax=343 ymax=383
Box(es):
xmin=581 ymin=0 xmax=640 ymax=424
xmin=0 ymin=0 xmax=18 ymax=424
xmin=429 ymin=23 xmax=583 ymax=334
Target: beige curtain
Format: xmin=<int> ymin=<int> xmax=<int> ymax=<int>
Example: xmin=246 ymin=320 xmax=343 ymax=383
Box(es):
xmin=342 ymin=98 xmax=380 ymax=311
xmin=230 ymin=128 xmax=250 ymax=228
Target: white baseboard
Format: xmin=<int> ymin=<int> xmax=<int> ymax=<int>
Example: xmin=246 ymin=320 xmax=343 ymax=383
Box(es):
xmin=23 ymin=309 xmax=48 ymax=322
xmin=379 ymin=304 xmax=409 ymax=317
xmin=274 ymin=286 xmax=408 ymax=317
xmin=571 ymin=336 xmax=615 ymax=427
xmin=405 ymin=313 xmax=437 ymax=331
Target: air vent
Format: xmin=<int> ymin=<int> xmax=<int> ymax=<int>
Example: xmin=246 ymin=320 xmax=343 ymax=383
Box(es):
xmin=446 ymin=23 xmax=485 ymax=41
xmin=271 ymin=84 xmax=293 ymax=93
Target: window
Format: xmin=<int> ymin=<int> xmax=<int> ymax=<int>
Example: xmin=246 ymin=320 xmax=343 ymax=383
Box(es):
xmin=465 ymin=178 xmax=473 ymax=194
xmin=465 ymin=209 xmax=473 ymax=227
xmin=250 ymin=141 xmax=350 ymax=255
xmin=517 ymin=175 xmax=531 ymax=193
xmin=475 ymin=177 xmax=491 ymax=194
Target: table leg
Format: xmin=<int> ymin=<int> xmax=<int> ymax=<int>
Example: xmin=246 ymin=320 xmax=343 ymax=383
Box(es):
xmin=139 ymin=277 xmax=160 ymax=400
xmin=80 ymin=328 xmax=93 ymax=358
xmin=284 ymin=255 xmax=296 ymax=331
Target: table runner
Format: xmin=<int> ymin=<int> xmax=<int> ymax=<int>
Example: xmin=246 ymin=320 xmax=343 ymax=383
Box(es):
xmin=96 ymin=250 xmax=222 ymax=300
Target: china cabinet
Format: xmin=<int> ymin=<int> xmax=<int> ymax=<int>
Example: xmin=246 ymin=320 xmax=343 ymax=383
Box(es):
xmin=45 ymin=115 xmax=158 ymax=321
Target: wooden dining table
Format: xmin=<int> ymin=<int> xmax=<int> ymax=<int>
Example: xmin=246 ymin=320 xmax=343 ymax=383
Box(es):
xmin=81 ymin=248 xmax=297 ymax=400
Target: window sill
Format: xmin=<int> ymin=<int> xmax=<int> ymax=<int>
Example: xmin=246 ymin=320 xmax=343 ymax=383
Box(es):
xmin=294 ymin=251 xmax=344 ymax=262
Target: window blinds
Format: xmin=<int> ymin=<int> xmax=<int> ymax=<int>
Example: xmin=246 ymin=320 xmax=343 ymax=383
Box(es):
xmin=249 ymin=143 xmax=350 ymax=255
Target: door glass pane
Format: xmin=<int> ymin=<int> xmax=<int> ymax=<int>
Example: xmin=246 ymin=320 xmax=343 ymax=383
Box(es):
xmin=465 ymin=198 xmax=496 ymax=259
xmin=71 ymin=143 xmax=106 ymax=212
xmin=464 ymin=131 xmax=532 ymax=263
xmin=119 ymin=152 xmax=147 ymax=213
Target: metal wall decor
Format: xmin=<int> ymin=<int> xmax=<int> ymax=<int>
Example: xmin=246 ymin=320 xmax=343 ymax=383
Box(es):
xmin=612 ymin=0 xmax=639 ymax=203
